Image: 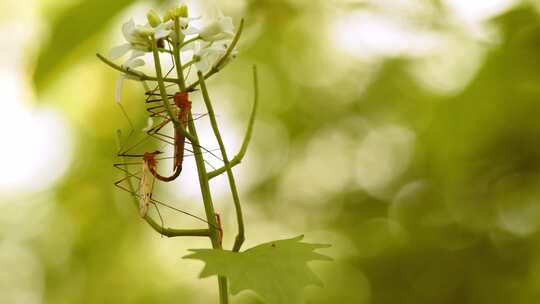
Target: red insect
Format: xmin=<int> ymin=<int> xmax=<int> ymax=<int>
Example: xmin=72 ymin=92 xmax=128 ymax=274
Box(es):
xmin=145 ymin=92 xmax=192 ymax=182
xmin=173 ymin=92 xmax=191 ymax=171
xmin=215 ymin=213 xmax=223 ymax=246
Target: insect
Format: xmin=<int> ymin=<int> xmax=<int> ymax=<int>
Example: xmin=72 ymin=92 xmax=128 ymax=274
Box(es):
xmin=113 ymin=147 xmax=212 ymax=227
xmin=139 ymin=151 xmax=159 ymax=217
xmin=142 ymin=91 xmax=192 ymax=182
xmin=215 ymin=213 xmax=223 ymax=245
xmin=113 ymin=91 xmax=221 ymax=227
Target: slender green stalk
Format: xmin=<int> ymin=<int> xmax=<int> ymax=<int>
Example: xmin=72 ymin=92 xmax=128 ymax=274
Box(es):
xmin=182 ymin=59 xmax=197 ymax=71
xmin=180 ymin=35 xmax=201 ymax=48
xmin=173 ymin=17 xmax=187 ymax=91
xmin=150 ymin=36 xmax=196 ymax=143
xmin=169 ymin=19 xmax=229 ymax=303
xmin=208 ymin=65 xmax=259 ymax=180
xmin=96 ymin=53 xmax=178 ymax=83
xmin=185 ymin=116 xmax=221 ymax=243
xmin=198 ymin=71 xmax=245 ymax=252
xmin=186 ymin=112 xmax=229 ymax=304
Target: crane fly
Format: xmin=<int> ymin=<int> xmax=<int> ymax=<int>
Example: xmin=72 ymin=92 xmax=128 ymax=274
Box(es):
xmin=139 ymin=151 xmax=158 ymax=217
xmin=113 ymin=97 xmax=221 ymax=227
xmin=140 ymin=86 xmax=222 ymax=176
xmin=143 ymin=92 xmax=192 ymax=182
xmin=112 ymin=53 xmax=222 ymax=228
xmin=114 ymin=146 xmax=216 ymax=227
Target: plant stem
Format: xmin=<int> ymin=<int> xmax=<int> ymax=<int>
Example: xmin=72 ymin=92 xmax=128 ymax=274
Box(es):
xmin=207 ymin=65 xmax=259 ymax=180
xmin=96 ymin=53 xmax=178 ymax=84
xmin=180 ymin=35 xmax=201 ymax=48
xmin=173 ymin=17 xmax=187 ymax=91
xmin=170 ymin=19 xmax=229 ymax=303
xmin=197 ymin=71 xmax=245 ymax=252
xmin=182 ymin=59 xmax=197 ymax=71
xmin=186 ymin=112 xmax=229 ymax=304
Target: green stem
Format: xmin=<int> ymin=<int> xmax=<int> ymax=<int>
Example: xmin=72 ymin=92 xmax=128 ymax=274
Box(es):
xmin=207 ymin=65 xmax=259 ymax=180
xmin=150 ymin=36 xmax=196 ymax=143
xmin=182 ymin=59 xmax=197 ymax=71
xmin=173 ymin=17 xmax=187 ymax=91
xmin=198 ymin=71 xmax=245 ymax=252
xmin=180 ymin=35 xmax=201 ymax=48
xmin=96 ymin=53 xmax=179 ymax=83
xmin=186 ymin=112 xmax=229 ymax=304
xmin=169 ymin=21 xmax=229 ymax=303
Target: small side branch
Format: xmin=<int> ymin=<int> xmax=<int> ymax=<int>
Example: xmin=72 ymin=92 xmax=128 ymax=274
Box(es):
xmin=208 ymin=65 xmax=259 ymax=180
xmin=198 ymin=71 xmax=246 ymax=251
xmin=147 ymin=221 xmax=211 ymax=238
xmin=96 ymin=53 xmax=179 ymax=83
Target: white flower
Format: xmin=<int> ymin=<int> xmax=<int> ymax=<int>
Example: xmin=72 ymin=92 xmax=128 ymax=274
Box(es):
xmin=109 ymin=18 xmax=174 ymax=60
xmin=186 ymin=41 xmax=229 ymax=72
xmin=197 ymin=1 xmax=234 ymax=42
xmin=110 ymin=18 xmax=175 ymax=103
xmin=199 ymin=16 xmax=234 ymax=42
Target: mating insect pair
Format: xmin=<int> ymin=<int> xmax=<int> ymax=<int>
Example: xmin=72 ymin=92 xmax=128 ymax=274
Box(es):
xmin=114 ymin=86 xmax=223 ymax=234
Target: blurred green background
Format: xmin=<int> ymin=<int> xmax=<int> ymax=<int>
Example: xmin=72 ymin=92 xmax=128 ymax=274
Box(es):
xmin=2 ymin=0 xmax=540 ymax=303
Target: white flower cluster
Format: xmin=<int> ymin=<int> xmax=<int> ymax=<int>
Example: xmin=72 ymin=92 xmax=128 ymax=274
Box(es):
xmin=109 ymin=2 xmax=236 ymax=102
xmin=110 ymin=2 xmax=235 ymax=72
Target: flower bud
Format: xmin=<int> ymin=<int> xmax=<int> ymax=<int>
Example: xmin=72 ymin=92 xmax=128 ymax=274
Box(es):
xmin=163 ymin=10 xmax=174 ymax=22
xmin=175 ymin=5 xmax=189 ymax=18
xmin=164 ymin=4 xmax=189 ymax=21
xmin=146 ymin=9 xmax=162 ymax=27
xmin=135 ymin=25 xmax=153 ymax=37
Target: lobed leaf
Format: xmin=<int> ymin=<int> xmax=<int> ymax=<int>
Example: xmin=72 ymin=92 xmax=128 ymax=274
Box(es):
xmin=184 ymin=235 xmax=332 ymax=304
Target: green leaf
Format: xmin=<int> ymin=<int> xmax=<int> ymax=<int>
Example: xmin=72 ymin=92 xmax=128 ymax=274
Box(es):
xmin=33 ymin=0 xmax=140 ymax=92
xmin=183 ymin=235 xmax=332 ymax=304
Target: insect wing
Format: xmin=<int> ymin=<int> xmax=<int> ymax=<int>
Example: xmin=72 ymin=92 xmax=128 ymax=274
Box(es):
xmin=139 ymin=161 xmax=155 ymax=217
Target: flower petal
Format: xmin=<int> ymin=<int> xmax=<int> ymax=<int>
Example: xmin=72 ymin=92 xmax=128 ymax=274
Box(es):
xmin=183 ymin=26 xmax=201 ymax=35
xmin=199 ymin=20 xmax=221 ymax=41
xmin=109 ymin=43 xmax=131 ymax=59
xmin=154 ymin=28 xmax=172 ymax=40
xmin=126 ymin=58 xmax=145 ymax=69
xmin=195 ymin=57 xmax=210 ymax=72
xmin=115 ymin=75 xmax=126 ymax=104
xmin=219 ymin=16 xmax=234 ymax=34
xmin=129 ymin=50 xmax=146 ymax=60
xmin=122 ymin=19 xmax=136 ymax=40
xmin=142 ymin=117 xmax=154 ymax=132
